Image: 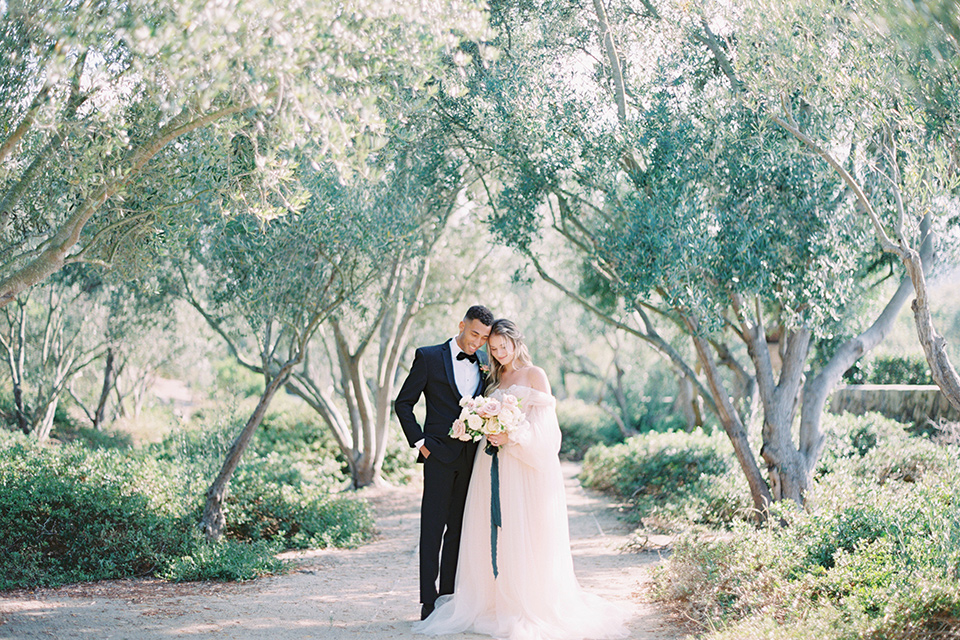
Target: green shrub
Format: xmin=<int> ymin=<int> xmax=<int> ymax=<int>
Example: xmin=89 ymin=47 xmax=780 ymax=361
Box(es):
xmin=651 ymin=421 xmax=960 ymax=640
xmin=223 ymin=452 xmax=375 ymax=549
xmin=0 ymin=408 xmax=377 ymax=589
xmin=53 ymin=424 xmax=134 ymax=450
xmin=213 ymin=357 xmax=263 ymax=398
xmin=868 ymin=354 xmax=934 ymax=385
xmin=0 ymin=438 xmax=187 ymax=588
xmin=799 ymin=504 xmax=892 ymax=571
xmin=158 ymin=536 xmax=284 ymax=582
xmin=152 ymin=412 xmax=377 ymax=550
xmin=816 ymin=412 xmax=952 ymax=485
xmin=580 ymin=429 xmax=751 ymax=527
xmin=556 ymin=399 xmax=623 ymax=460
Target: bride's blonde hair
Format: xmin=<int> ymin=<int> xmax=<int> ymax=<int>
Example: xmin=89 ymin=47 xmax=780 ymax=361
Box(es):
xmin=487 ymin=319 xmax=532 ymax=392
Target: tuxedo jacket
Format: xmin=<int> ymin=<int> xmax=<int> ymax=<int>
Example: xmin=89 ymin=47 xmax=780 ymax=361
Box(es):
xmin=395 ymin=341 xmax=488 ymax=465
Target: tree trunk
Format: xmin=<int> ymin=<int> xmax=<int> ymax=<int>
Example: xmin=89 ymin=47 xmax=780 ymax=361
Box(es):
xmin=799 ymin=216 xmax=935 ymax=481
xmin=736 ymin=295 xmax=813 ymax=506
xmin=34 ymin=396 xmax=59 ymax=442
xmin=284 ymin=368 xmax=357 ymax=479
xmin=675 ymin=373 xmax=703 ymax=431
xmin=611 ymin=359 xmax=636 ymax=435
xmin=12 ymin=381 xmax=29 ymax=435
xmin=713 ymin=339 xmax=759 ymax=428
xmin=331 ymin=324 xmax=366 ymax=488
xmin=200 ymin=364 xmax=293 ymax=542
xmin=592 ymin=0 xmax=628 ymax=123
xmin=688 ymin=324 xmax=773 ymax=517
xmin=904 ymin=249 xmax=960 ymax=412
xmin=93 ymin=348 xmax=115 ymax=430
xmin=354 ymin=460 xmax=379 ymax=488
xmin=370 ymin=383 xmax=395 ymax=486
xmin=323 ymin=255 xmax=431 ymax=489
xmin=3 ymin=298 xmax=30 ymax=434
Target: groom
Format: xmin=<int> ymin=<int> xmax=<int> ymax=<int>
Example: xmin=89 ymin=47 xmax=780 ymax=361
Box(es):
xmin=395 ymin=304 xmax=494 ymax=620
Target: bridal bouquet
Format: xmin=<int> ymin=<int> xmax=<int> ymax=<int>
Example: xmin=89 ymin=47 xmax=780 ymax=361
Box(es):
xmin=450 ymin=394 xmax=525 ymax=443
xmin=451 ymin=394 xmax=527 ymax=579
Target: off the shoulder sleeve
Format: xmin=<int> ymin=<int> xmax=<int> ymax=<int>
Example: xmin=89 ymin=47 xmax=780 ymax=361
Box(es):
xmin=502 ymin=389 xmax=560 ymax=471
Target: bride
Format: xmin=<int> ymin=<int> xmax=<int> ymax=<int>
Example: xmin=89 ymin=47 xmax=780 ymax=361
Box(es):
xmin=414 ymin=319 xmax=629 ymax=640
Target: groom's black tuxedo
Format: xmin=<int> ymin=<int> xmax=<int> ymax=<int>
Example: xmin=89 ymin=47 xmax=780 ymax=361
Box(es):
xmin=396 ymin=341 xmax=487 ymax=463
xmin=395 ymin=340 xmax=487 ymax=610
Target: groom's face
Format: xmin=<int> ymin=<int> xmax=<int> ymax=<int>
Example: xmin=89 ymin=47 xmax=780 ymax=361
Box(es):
xmin=457 ymin=319 xmax=491 ymax=355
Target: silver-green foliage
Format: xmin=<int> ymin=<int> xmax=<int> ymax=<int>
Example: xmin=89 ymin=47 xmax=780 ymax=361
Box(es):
xmin=0 ymin=0 xmax=488 ymax=302
xmin=0 ymin=402 xmax=375 ymax=588
xmin=652 ymin=413 xmax=960 ymax=640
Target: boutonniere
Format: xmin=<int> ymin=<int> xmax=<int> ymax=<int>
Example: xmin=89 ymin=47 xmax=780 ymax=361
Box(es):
xmin=479 ymin=364 xmax=490 ymax=374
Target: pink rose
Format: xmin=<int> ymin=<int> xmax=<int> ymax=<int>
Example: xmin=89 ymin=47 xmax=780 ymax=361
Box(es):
xmin=450 ymin=419 xmax=468 ymax=441
xmin=476 ymin=398 xmax=502 ymax=419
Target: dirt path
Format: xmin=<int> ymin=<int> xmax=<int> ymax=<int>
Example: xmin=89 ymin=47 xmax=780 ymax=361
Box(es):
xmin=0 ymin=462 xmax=685 ymax=640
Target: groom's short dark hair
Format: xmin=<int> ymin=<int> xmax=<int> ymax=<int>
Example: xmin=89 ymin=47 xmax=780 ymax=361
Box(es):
xmin=464 ymin=305 xmax=494 ymax=327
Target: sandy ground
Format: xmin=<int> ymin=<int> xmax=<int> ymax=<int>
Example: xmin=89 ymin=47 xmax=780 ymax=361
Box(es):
xmin=0 ymin=462 xmax=687 ymax=640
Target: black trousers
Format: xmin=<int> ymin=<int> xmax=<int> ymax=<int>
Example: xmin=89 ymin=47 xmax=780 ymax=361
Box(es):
xmin=419 ymin=445 xmax=475 ymax=606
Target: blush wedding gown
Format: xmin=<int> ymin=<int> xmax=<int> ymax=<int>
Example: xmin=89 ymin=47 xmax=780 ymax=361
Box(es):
xmin=414 ymin=384 xmax=629 ymax=640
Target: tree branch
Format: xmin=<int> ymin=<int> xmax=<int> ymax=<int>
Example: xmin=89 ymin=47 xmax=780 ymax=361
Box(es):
xmin=767 ymin=110 xmax=900 ymax=255
xmin=592 ymin=0 xmax=628 ymax=123
xmin=0 ymin=85 xmax=51 ymax=165
xmin=0 ymin=100 xmax=255 ymax=307
xmin=528 ymin=251 xmax=719 ymax=415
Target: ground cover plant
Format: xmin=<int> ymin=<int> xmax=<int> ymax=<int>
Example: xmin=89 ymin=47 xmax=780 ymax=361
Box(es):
xmin=0 ymin=406 xmax=380 ymax=589
xmin=582 ymin=413 xmax=960 ymax=639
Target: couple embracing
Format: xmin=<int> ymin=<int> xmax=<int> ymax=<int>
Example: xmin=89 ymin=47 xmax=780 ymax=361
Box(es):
xmin=395 ymin=305 xmax=628 ymax=640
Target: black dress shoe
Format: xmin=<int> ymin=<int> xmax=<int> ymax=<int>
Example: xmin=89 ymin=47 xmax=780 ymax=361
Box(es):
xmin=420 ymin=603 xmax=435 ymax=620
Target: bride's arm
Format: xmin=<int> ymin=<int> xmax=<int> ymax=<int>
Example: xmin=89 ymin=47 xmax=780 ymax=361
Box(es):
xmin=498 ymin=367 xmax=560 ymax=469
xmin=488 ymin=367 xmax=551 ymax=448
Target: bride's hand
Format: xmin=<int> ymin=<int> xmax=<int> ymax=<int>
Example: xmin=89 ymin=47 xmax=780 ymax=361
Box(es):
xmin=488 ymin=432 xmax=508 ymax=447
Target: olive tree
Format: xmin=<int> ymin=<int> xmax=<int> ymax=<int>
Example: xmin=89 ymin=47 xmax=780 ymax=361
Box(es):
xmin=723 ymin=0 xmax=960 ymax=410
xmin=0 ymin=0 xmax=488 ymax=306
xmin=0 ymin=280 xmax=105 ymax=440
xmin=175 ymin=159 xmax=405 ymax=539
xmin=444 ymin=0 xmax=944 ymax=512
xmin=293 ymin=132 xmax=488 ymax=488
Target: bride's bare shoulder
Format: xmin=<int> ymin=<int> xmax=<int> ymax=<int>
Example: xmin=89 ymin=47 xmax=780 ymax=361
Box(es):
xmin=523 ymin=366 xmax=551 ymax=394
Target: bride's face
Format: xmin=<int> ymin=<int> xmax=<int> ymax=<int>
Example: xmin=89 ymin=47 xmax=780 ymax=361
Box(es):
xmin=488 ymin=334 xmax=516 ymax=369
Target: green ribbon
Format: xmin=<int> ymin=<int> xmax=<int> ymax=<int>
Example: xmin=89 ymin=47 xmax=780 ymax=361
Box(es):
xmin=486 ymin=442 xmax=500 ymax=578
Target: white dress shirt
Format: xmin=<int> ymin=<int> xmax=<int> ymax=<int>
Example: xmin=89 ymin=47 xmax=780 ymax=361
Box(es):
xmin=449 ymin=337 xmax=481 ymax=399
xmin=416 ymin=338 xmax=480 ymax=451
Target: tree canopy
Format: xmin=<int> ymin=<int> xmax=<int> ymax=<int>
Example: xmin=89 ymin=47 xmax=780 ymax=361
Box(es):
xmin=0 ymin=0 xmax=488 ymax=304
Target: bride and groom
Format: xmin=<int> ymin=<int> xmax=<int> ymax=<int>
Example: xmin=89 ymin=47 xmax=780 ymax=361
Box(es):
xmin=395 ymin=305 xmax=628 ymax=640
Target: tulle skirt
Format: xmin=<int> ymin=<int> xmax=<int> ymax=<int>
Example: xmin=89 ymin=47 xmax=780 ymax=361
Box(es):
xmin=414 ymin=386 xmax=629 ymax=640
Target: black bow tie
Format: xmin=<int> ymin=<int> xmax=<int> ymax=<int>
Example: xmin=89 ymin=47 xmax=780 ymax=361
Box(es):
xmin=456 ymin=351 xmax=479 ymax=364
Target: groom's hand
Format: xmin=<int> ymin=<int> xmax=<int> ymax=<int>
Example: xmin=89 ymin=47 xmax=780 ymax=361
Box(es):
xmin=420 ymin=445 xmax=431 ymax=459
